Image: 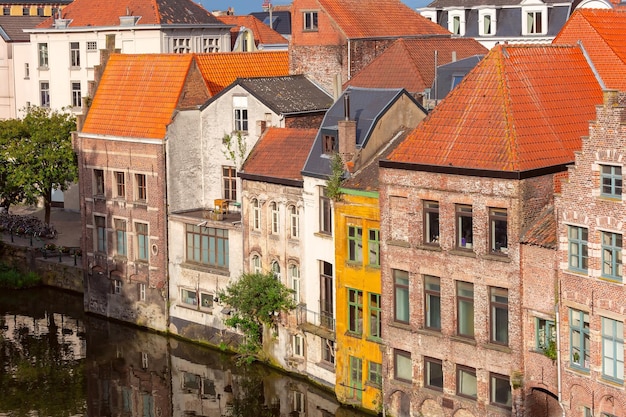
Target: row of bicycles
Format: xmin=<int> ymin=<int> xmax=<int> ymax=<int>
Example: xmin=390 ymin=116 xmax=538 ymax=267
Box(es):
xmin=0 ymin=212 xmax=58 ymax=239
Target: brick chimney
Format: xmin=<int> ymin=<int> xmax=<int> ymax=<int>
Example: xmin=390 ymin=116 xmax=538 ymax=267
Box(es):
xmin=338 ymin=93 xmax=356 ymax=168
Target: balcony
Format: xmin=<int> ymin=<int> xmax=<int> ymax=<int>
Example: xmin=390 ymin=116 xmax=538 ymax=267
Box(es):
xmin=296 ymin=303 xmax=335 ymax=341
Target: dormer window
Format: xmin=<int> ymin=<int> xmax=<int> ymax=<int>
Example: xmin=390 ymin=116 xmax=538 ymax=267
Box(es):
xmin=526 ymin=11 xmax=542 ymax=33
xmin=323 ymin=134 xmax=336 ymax=154
xmin=447 ymin=10 xmax=465 ymax=36
xmin=521 ymin=2 xmax=547 ymax=36
xmin=420 ymin=10 xmax=437 ymax=23
xmin=303 ymin=10 xmax=318 ymax=31
xmin=478 ymin=9 xmax=496 ymax=36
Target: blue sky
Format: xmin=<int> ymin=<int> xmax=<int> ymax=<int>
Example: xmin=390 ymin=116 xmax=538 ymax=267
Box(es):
xmin=200 ymin=0 xmax=431 ymax=15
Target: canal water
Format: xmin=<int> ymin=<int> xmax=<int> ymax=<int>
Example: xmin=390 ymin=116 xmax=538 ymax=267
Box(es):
xmin=0 ymin=287 xmax=369 ymax=417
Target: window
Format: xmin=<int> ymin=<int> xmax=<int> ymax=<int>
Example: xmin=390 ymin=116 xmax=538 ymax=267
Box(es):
xmin=289 ymin=205 xmax=299 ymax=238
xmin=71 ymin=82 xmax=81 ymax=107
xmin=172 ymin=38 xmax=191 ymax=53
xmin=115 ymin=219 xmax=127 ymax=256
xmin=482 ymin=14 xmax=493 ymax=35
xmin=2 ymin=7 xmax=9 ymax=15
xmin=113 ymin=279 xmax=122 ymax=294
xmin=320 ymin=261 xmax=334 ymax=329
xmin=40 ymin=82 xmax=50 ymax=107
xmin=368 ymin=361 xmax=382 ymax=387
xmin=303 ymin=11 xmax=318 ymax=31
xmin=490 ymin=287 xmax=508 ymax=345
xmin=234 ymin=108 xmax=248 ymax=132
xmin=456 ymin=205 xmax=473 ymax=250
xmin=115 ymin=171 xmax=125 ymax=198
xmin=424 ymin=357 xmax=443 ymax=390
xmin=393 ymin=269 xmax=409 ymax=323
xmin=136 ymin=222 xmax=149 ymax=261
xmin=222 ymin=166 xmax=237 ymax=200
xmin=70 ymin=42 xmax=80 ymax=67
xmin=290 ymin=264 xmax=300 ymax=303
xmin=457 ymin=366 xmax=477 ymax=399
xmin=568 ymin=226 xmax=588 ymax=272
xmin=601 ymin=317 xmax=624 ymax=382
xmin=87 ymin=41 xmax=97 ymax=51
xmin=251 ymin=254 xmax=262 ymax=273
xmin=570 ymin=309 xmax=590 ymax=370
xmin=490 ymin=374 xmax=512 ymax=408
xmin=200 ymin=293 xmax=214 ymax=309
xmin=601 ymin=165 xmax=622 ymax=198
xmin=368 ymin=229 xmax=380 ymax=267
xmin=181 ymin=288 xmax=197 ymax=306
xmin=601 ymin=232 xmax=622 ymax=281
xmin=425 ymin=275 xmax=441 ymax=330
xmin=135 ymin=174 xmax=147 ymax=202
xmin=490 ymin=208 xmax=508 ymax=255
xmin=94 ymin=169 xmax=104 ymax=195
xmin=348 ymin=225 xmax=363 ymax=263
xmin=320 ymin=188 xmax=332 ymax=234
xmin=251 ymin=198 xmax=261 ymax=231
xmin=394 ymin=350 xmax=412 ymax=382
xmin=451 ymin=15 xmax=461 ymax=34
xmin=271 ymin=261 xmax=281 ymax=279
xmin=348 ymin=356 xmax=363 ymax=400
xmin=38 ymin=43 xmax=48 ymax=67
xmin=348 ymin=288 xmax=363 ymax=335
xmin=292 ymin=334 xmax=304 ymax=357
xmin=457 ymin=281 xmax=474 ymax=338
xmin=321 ymin=337 xmax=335 ymax=364
xmin=139 ymin=283 xmax=146 ymax=301
xmin=369 ymin=293 xmax=381 ymax=339
xmin=536 ymin=318 xmax=555 ymax=351
xmin=24 ymin=63 xmax=29 ymax=79
xmin=322 ymin=134 xmax=336 ymax=154
xmin=424 ymin=201 xmax=439 ymax=245
xmin=185 ymin=224 xmax=229 ymax=268
xmin=292 ymin=390 xmax=305 ymax=414
xmin=37 ymin=7 xmax=44 ymax=16
xmin=95 ymin=215 xmax=106 ymax=252
xmin=202 ymin=37 xmax=220 ymax=53
xmin=451 ymin=74 xmax=464 ymax=89
xmin=526 ymin=11 xmax=543 ymax=34
xmin=270 ymin=202 xmax=279 ymax=234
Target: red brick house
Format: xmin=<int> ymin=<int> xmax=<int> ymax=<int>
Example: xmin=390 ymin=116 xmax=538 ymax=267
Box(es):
xmin=378 ymin=44 xmax=603 ymax=417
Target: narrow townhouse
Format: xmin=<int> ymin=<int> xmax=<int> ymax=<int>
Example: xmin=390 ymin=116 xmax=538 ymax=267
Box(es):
xmin=555 ymin=90 xmax=626 ymax=417
xmin=300 ymin=86 xmax=427 ymax=390
xmin=378 ymin=44 xmax=603 ymax=417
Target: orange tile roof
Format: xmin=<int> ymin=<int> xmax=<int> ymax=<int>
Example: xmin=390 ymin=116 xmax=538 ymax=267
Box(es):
xmin=388 ymin=44 xmax=603 ymax=172
xmin=195 ymin=51 xmax=289 ymax=95
xmin=553 ymin=9 xmax=626 ymax=90
xmin=217 ymin=15 xmax=288 ymax=46
xmin=521 ymin=205 xmax=556 ymax=249
xmin=242 ymin=127 xmax=318 ymax=181
xmin=37 ymin=0 xmax=221 ymax=28
xmin=318 ymin=0 xmax=449 ymax=39
xmin=345 ymin=38 xmax=487 ymax=92
xmin=82 ymin=54 xmax=193 ymax=138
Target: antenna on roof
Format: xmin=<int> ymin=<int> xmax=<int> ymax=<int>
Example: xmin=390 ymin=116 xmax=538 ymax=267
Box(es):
xmin=262 ymin=1 xmax=273 ymax=29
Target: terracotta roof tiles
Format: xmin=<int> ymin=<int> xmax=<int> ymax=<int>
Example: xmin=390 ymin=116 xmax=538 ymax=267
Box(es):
xmin=388 ymin=44 xmax=603 ymax=172
xmin=217 ymin=15 xmax=288 ymax=46
xmin=521 ymin=205 xmax=557 ymax=249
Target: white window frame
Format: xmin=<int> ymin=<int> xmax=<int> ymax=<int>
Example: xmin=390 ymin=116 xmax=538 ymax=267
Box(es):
xmin=303 ymin=10 xmax=318 ymax=31
xmin=289 ymin=205 xmax=299 ymax=238
xmin=447 ymin=9 xmax=465 ymax=36
xmin=202 ymin=37 xmax=220 ymax=53
xmin=522 ymin=5 xmax=547 ymax=36
xmin=478 ymin=9 xmax=496 ymax=36
xmin=86 ymin=41 xmax=97 ymax=52
xmin=69 ymin=42 xmax=80 ymax=67
xmin=139 ymin=283 xmax=146 ymax=301
xmin=71 ymin=81 xmax=81 ymax=108
xmin=251 ymin=254 xmax=262 ymax=273
xmin=251 ymin=198 xmax=261 ymax=231
xmin=40 ymin=81 xmax=50 ymax=107
xmin=38 ymin=43 xmax=48 ymax=68
xmin=292 ymin=334 xmax=304 ymax=357
xmin=172 ymin=37 xmax=191 ymax=53
xmin=290 ymin=264 xmax=300 ymax=303
xmin=270 ymin=202 xmax=279 ymax=234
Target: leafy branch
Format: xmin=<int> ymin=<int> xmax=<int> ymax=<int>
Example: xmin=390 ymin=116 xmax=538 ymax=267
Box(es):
xmin=222 ymin=132 xmax=248 ymax=170
xmin=325 ymin=152 xmax=344 ymax=201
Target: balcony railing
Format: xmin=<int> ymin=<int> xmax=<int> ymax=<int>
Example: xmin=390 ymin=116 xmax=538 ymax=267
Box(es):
xmin=296 ymin=303 xmax=335 ymax=332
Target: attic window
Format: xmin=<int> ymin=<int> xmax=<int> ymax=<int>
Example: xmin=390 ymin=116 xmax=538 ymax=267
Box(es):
xmin=303 ymin=11 xmax=318 ymax=31
xmin=323 ymin=134 xmax=336 ymax=154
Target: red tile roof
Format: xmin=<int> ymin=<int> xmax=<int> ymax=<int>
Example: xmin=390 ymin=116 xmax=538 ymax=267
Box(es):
xmin=388 ymin=44 xmax=603 ymax=172
xmin=345 ymin=38 xmax=487 ymax=92
xmin=82 ymin=54 xmax=194 ymax=138
xmin=553 ymin=9 xmax=626 ymax=90
xmin=217 ymin=15 xmax=287 ymax=46
xmin=195 ymin=51 xmax=289 ymax=95
xmin=242 ymin=127 xmax=318 ymax=181
xmin=318 ymin=0 xmax=449 ymax=38
xmin=37 ymin=0 xmax=221 ymax=28
xmin=521 ymin=205 xmax=556 ymax=249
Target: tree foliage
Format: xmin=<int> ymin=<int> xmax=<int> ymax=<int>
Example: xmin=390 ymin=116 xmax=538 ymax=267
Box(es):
xmin=325 ymin=152 xmax=344 ymax=201
xmin=218 ymin=272 xmax=296 ymax=362
xmin=0 ymin=107 xmax=77 ymax=223
xmin=222 ymin=131 xmax=249 ymax=170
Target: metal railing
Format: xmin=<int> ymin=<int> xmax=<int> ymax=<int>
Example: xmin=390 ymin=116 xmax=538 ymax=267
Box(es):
xmin=296 ymin=303 xmax=335 ymax=331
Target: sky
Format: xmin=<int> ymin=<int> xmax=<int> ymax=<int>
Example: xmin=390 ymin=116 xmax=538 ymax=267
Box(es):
xmin=200 ymin=0 xmax=431 ymax=15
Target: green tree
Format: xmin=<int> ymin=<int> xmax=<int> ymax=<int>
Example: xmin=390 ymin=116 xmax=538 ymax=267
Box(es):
xmin=325 ymin=152 xmax=344 ymax=201
xmin=2 ymin=107 xmax=77 ymax=224
xmin=0 ymin=118 xmax=28 ymax=211
xmin=218 ymin=272 xmax=296 ymax=362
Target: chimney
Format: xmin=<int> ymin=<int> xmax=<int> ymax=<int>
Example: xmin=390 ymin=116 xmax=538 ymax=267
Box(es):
xmin=256 ymin=120 xmax=267 ymax=136
xmin=452 ymin=51 xmax=457 ymax=62
xmin=333 ymin=73 xmax=342 ymax=100
xmin=338 ymin=94 xmax=356 ymax=165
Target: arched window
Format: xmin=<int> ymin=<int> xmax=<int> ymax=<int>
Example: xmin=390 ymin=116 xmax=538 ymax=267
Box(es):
xmin=271 ymin=261 xmax=281 ymax=280
xmin=289 ymin=205 xmax=299 ymax=238
xmin=251 ymin=198 xmax=260 ymax=231
xmin=251 ymin=254 xmax=262 ymax=273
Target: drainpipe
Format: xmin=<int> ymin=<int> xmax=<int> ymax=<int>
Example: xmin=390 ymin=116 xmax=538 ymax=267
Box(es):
xmin=555 ymin=258 xmax=566 ymax=417
xmin=347 ymin=39 xmax=351 ymax=81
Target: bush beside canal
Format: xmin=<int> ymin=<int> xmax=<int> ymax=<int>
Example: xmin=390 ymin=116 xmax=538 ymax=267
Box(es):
xmin=0 ymin=262 xmax=41 ymax=288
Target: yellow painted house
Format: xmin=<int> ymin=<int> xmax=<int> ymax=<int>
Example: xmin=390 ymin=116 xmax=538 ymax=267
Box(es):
xmin=1 ymin=2 xmax=71 ymax=17
xmin=334 ymin=187 xmax=383 ymax=412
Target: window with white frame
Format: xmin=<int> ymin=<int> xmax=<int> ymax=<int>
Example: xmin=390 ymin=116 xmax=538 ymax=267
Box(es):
xmin=113 ymin=279 xmax=122 ymax=294
xmin=448 ymin=11 xmax=465 ymax=35
xmin=303 ymin=10 xmax=318 ymax=31
xmin=24 ymin=63 xmax=29 ymax=79
xmin=523 ymin=9 xmax=546 ymax=35
xmin=71 ymin=82 xmax=81 ymax=107
xmin=289 ymin=205 xmax=299 ymax=238
xmin=479 ymin=9 xmax=496 ymax=36
xmin=172 ymin=38 xmax=191 ymax=53
xmin=292 ymin=334 xmax=304 ymax=357
xmin=252 ymin=254 xmax=262 ymax=273
xmin=86 ymin=41 xmax=97 ymax=52
xmin=40 ymin=81 xmax=50 ymax=107
xmin=202 ymin=37 xmax=220 ymax=52
xmin=70 ymin=42 xmax=80 ymax=67
xmin=200 ymin=292 xmax=214 ymax=309
xmin=38 ymin=43 xmax=48 ymax=68
xmin=270 ymin=202 xmax=279 ymax=234
xmin=233 ymin=96 xmax=248 ymax=132
xmin=601 ymin=232 xmax=622 ymax=281
xmin=139 ymin=283 xmax=146 ymax=301
xmin=290 ymin=264 xmax=300 ymax=303
xmin=601 ymin=317 xmax=624 ymax=382
xmin=251 ymin=198 xmax=261 ymax=231
xmin=600 ymin=164 xmax=622 ymax=199
xmin=271 ymin=261 xmax=281 ymax=279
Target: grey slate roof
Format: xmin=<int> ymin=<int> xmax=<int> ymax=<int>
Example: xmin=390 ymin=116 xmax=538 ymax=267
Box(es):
xmin=202 ymin=75 xmax=333 ymax=115
xmin=249 ymin=11 xmax=291 ymax=37
xmin=0 ymin=16 xmax=47 ymax=41
xmin=434 ymin=54 xmax=483 ymax=100
xmin=302 ymin=87 xmax=416 ymax=179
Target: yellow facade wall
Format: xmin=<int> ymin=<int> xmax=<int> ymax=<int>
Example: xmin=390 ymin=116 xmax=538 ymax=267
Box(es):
xmin=4 ymin=5 xmax=64 ymax=16
xmin=334 ymin=190 xmax=383 ymax=413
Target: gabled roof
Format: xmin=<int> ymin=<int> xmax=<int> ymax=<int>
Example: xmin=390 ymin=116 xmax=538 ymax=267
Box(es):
xmin=249 ymin=10 xmax=291 ymax=37
xmin=553 ymin=8 xmax=626 ymax=90
xmin=386 ymin=44 xmax=603 ymax=173
xmin=82 ymin=54 xmax=195 ymax=138
xmin=195 ymin=51 xmax=289 ymax=96
xmin=345 ymin=38 xmax=487 ymax=93
xmin=0 ymin=16 xmax=46 ymax=41
xmin=241 ymin=127 xmax=318 ymax=185
xmin=210 ymin=75 xmax=332 ymax=115
xmin=217 ymin=14 xmax=287 ymax=46
xmin=303 ymin=87 xmax=417 ymax=178
xmin=36 ymin=0 xmax=223 ymax=28
xmin=318 ymin=0 xmax=449 ymax=39
xmin=426 ymin=0 xmax=570 ymax=7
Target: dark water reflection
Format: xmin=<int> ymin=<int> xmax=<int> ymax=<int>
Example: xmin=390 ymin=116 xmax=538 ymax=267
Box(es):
xmin=0 ymin=287 xmax=367 ymax=417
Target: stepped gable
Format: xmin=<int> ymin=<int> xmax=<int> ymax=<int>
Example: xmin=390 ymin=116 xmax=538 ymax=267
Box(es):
xmin=388 ymin=44 xmax=603 ymax=172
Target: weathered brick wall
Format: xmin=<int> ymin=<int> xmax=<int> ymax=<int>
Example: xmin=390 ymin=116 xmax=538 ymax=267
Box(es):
xmin=285 ymin=112 xmax=326 ymax=129
xmin=349 ymin=38 xmax=396 ymax=77
xmin=289 ymin=44 xmax=345 ymax=94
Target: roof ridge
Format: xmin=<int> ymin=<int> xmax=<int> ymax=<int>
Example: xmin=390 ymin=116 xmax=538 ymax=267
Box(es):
xmin=152 ymin=0 xmax=162 ymax=24
xmin=497 ymin=45 xmax=519 ymax=172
